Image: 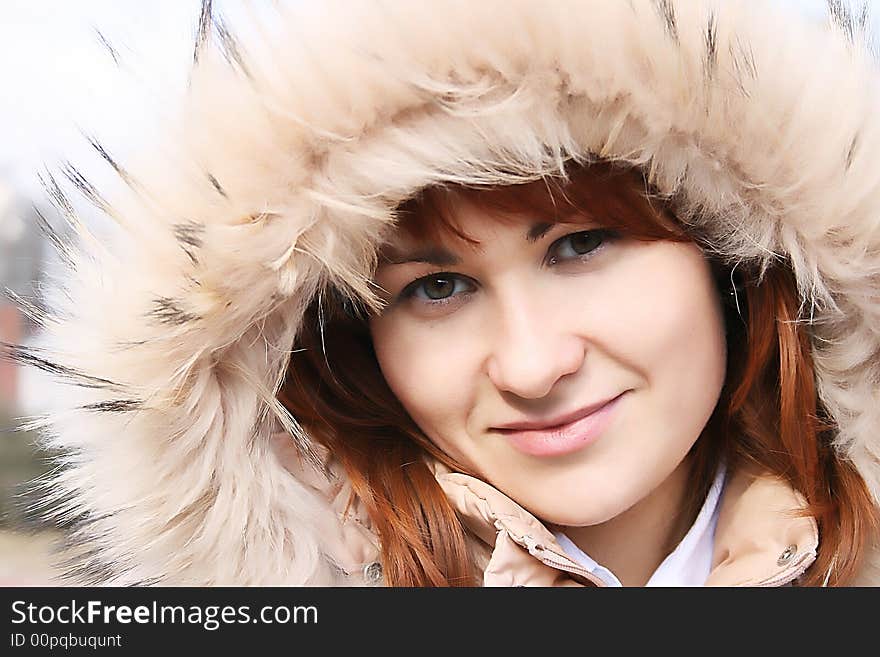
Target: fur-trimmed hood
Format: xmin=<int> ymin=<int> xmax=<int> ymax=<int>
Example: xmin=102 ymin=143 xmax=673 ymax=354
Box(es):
xmin=8 ymin=0 xmax=880 ymax=584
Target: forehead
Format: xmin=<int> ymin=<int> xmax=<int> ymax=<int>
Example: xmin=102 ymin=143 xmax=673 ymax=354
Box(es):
xmin=392 ymin=176 xmax=574 ymax=242
xmin=379 ymin=165 xmax=686 ymax=264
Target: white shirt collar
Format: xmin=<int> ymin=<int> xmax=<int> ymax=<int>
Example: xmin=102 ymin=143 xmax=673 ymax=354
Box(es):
xmin=553 ymin=462 xmax=728 ymax=586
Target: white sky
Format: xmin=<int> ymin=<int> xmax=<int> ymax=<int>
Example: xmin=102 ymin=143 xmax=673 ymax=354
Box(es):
xmin=0 ymin=0 xmax=201 ymax=196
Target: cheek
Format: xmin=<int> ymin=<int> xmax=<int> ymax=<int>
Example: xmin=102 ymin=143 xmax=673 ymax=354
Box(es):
xmin=651 ymin=244 xmax=727 ymax=393
xmin=518 ymin=243 xmax=727 ymax=525
xmin=600 ymin=240 xmax=727 ymax=424
xmin=368 ymin=315 xmax=477 ymax=456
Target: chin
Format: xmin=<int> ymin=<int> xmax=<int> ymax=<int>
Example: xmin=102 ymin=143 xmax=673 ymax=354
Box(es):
xmin=522 ymin=495 xmax=626 ymax=528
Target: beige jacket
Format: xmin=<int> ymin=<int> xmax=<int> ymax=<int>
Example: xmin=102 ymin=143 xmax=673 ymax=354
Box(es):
xmin=276 ymin=436 xmax=820 ymax=587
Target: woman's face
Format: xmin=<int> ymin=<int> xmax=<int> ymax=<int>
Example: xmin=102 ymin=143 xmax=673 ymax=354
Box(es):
xmin=368 ymin=197 xmax=727 ymax=526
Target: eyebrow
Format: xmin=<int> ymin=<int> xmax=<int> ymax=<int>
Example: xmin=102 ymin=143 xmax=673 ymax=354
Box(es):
xmin=526 ymin=221 xmax=554 ymax=243
xmin=380 ymin=245 xmax=461 ymax=266
xmin=381 ymin=221 xmax=556 ymax=266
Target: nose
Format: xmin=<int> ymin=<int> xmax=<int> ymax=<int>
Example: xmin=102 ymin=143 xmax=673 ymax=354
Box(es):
xmin=485 ymin=294 xmax=586 ymax=399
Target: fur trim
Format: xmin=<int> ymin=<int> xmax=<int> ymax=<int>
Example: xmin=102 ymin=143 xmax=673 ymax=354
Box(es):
xmin=6 ymin=0 xmax=880 ymax=584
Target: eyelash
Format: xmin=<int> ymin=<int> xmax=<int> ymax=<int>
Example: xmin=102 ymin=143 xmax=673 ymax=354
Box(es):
xmin=399 ymin=229 xmax=618 ymax=308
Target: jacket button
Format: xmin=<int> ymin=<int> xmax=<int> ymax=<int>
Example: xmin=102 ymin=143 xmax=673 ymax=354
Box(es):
xmin=777 ymin=544 xmax=798 ymax=567
xmin=363 ymin=561 xmax=384 ymax=585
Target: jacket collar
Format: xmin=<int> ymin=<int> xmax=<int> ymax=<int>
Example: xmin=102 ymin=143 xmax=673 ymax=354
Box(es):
xmin=429 ymin=460 xmax=820 ymax=587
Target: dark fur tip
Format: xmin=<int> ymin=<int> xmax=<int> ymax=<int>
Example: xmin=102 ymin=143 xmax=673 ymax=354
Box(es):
xmin=206 ymin=173 xmax=228 ymax=199
xmin=172 ymin=222 xmax=205 ymax=249
xmin=193 ymin=0 xmax=215 ymax=67
xmin=81 ymin=399 xmax=142 ymax=413
xmin=149 ymin=297 xmax=201 ymax=326
xmin=0 ymin=342 xmax=119 ymax=389
xmin=654 ymin=0 xmax=679 ymax=44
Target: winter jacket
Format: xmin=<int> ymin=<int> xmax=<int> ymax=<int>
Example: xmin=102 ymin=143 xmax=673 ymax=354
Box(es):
xmin=273 ymin=436 xmax=824 ymax=586
xmin=14 ymin=0 xmax=880 ymax=585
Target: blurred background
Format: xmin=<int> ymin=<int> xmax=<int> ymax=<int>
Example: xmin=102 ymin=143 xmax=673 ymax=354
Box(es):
xmin=0 ymin=0 xmax=873 ymax=585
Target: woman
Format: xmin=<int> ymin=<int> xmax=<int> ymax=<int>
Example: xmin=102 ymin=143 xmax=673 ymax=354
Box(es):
xmin=280 ymin=162 xmax=873 ymax=587
xmin=10 ymin=0 xmax=880 ymax=585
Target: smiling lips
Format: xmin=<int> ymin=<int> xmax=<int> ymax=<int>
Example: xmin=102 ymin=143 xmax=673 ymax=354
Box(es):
xmin=493 ymin=392 xmax=626 ymax=457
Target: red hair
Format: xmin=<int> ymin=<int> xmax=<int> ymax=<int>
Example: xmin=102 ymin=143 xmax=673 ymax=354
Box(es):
xmin=279 ymin=161 xmax=877 ymax=586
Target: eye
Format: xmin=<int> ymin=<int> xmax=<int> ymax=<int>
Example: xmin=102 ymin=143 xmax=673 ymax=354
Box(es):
xmin=401 ymin=273 xmax=476 ymax=305
xmin=546 ymin=229 xmax=615 ymax=266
